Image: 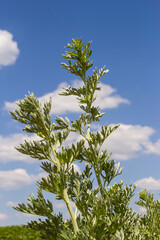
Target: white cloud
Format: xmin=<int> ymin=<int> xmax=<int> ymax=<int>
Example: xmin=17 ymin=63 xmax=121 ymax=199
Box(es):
xmin=0 ymin=133 xmax=39 ymax=163
xmin=54 ymin=202 xmax=66 ymax=209
xmin=54 ymin=201 xmax=75 ymax=209
xmin=6 ymin=201 xmax=18 ymax=207
xmin=15 ymin=212 xmax=41 ymax=219
xmin=4 ymin=80 xmax=129 ymax=114
xmin=144 ymin=139 xmax=160 ymax=155
xmin=71 ymin=163 xmax=81 ymax=174
xmin=96 ymin=82 xmax=129 ymax=109
xmin=135 ymin=177 xmax=160 ymax=190
xmin=0 ymin=213 xmax=8 ymax=220
xmin=0 ymin=168 xmax=46 ymax=190
xmin=0 ymin=29 xmax=19 ymax=68
xmin=104 ymin=124 xmax=156 ymax=160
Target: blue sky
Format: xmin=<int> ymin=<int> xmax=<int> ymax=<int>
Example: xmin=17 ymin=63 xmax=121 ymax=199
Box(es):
xmin=0 ymin=0 xmax=160 ymax=226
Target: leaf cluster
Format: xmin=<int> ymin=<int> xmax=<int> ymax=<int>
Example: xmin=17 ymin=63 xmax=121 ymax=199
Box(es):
xmin=136 ymin=189 xmax=160 ymax=239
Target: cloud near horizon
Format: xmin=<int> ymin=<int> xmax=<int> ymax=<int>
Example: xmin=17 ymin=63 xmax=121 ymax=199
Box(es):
xmin=0 ymin=29 xmax=19 ymax=68
xmin=4 ymin=80 xmax=130 ymax=114
xmin=0 ymin=213 xmax=8 ymax=221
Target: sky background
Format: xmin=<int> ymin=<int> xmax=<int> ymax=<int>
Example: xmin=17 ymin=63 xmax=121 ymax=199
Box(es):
xmin=0 ymin=0 xmax=160 ymax=226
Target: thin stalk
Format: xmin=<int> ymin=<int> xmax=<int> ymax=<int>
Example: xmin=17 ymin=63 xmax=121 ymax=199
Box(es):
xmin=63 ymin=189 xmax=79 ymax=233
xmin=82 ymin=69 xmax=92 ymax=141
xmin=75 ymin=206 xmax=78 ymax=218
xmin=95 ymin=168 xmax=104 ymax=197
xmin=50 ymin=141 xmax=78 ymax=233
xmin=50 ymin=143 xmax=60 ymax=171
xmin=87 ymin=122 xmax=91 ymax=140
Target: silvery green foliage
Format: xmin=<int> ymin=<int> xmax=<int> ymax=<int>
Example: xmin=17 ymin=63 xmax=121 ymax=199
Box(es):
xmin=10 ymin=39 xmax=159 ymax=239
xmin=136 ymin=189 xmax=160 ymax=239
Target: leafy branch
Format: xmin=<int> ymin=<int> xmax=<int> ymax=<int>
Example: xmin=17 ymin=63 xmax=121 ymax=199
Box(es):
xmin=10 ymin=38 xmax=160 ymax=239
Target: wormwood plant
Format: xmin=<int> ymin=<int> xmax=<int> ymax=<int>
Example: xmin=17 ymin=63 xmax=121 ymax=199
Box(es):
xmin=10 ymin=39 xmax=160 ymax=239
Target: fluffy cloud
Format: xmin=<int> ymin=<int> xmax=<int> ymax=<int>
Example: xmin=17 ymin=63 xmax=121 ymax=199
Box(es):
xmin=135 ymin=177 xmax=160 ymax=190
xmin=0 ymin=213 xmax=8 ymax=220
xmin=4 ymin=80 xmax=129 ymax=114
xmin=0 ymin=29 xmax=19 ymax=68
xmin=0 ymin=168 xmax=46 ymax=190
xmin=6 ymin=201 xmax=18 ymax=207
xmin=15 ymin=212 xmax=41 ymax=219
xmin=104 ymin=124 xmax=157 ymax=160
xmin=0 ymin=133 xmax=39 ymax=163
xmin=94 ymin=82 xmax=129 ymax=109
xmin=144 ymin=139 xmax=160 ymax=155
xmin=72 ymin=163 xmax=81 ymax=174
xmin=54 ymin=201 xmax=75 ymax=209
xmin=54 ymin=202 xmax=66 ymax=209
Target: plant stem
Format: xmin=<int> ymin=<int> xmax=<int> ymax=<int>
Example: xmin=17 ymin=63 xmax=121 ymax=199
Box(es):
xmin=50 ymin=141 xmax=78 ymax=233
xmin=87 ymin=122 xmax=91 ymax=140
xmin=63 ymin=189 xmax=79 ymax=233
xmin=50 ymin=144 xmax=60 ymax=171
xmin=95 ymin=168 xmax=104 ymax=197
